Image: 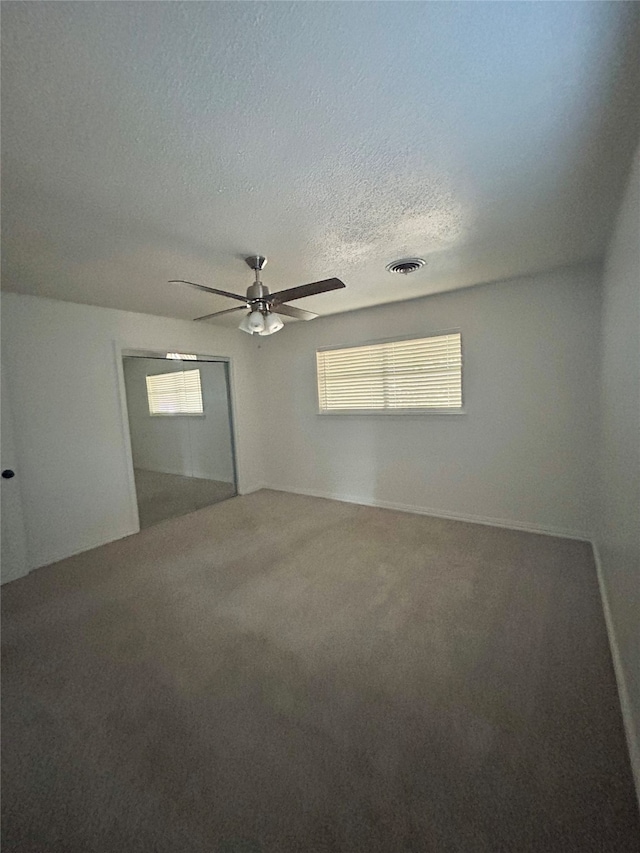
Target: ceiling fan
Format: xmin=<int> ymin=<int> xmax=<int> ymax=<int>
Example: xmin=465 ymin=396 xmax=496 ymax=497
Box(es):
xmin=170 ymin=255 xmax=346 ymax=336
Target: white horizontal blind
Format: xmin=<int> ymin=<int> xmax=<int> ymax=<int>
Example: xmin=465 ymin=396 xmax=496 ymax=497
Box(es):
xmin=317 ymin=333 xmax=462 ymax=412
xmin=166 ymin=352 xmax=197 ymax=360
xmin=146 ymin=369 xmax=204 ymax=415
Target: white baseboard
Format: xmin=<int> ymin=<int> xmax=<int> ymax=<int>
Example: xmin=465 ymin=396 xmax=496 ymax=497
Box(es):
xmin=238 ymin=481 xmax=267 ymax=496
xmin=189 ymin=471 xmax=235 ymax=484
xmin=28 ymin=475 xmax=240 ymax=574
xmin=29 ymin=527 xmax=140 ymax=573
xmin=263 ymin=483 xmax=590 ymax=541
xmin=134 ymin=465 xmax=234 ymax=484
xmin=0 ymin=564 xmax=31 ymax=585
xmin=135 ymin=464 xmax=189 ymax=478
xmin=592 ymin=543 xmax=640 ymax=807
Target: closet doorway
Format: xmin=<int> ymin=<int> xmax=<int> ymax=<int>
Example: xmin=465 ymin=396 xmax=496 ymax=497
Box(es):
xmin=122 ymin=351 xmax=237 ymax=529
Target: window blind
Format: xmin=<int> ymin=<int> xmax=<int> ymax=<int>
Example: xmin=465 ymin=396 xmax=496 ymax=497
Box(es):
xmin=316 ymin=333 xmax=462 ymax=412
xmin=166 ymin=352 xmax=197 ymax=360
xmin=146 ymin=369 xmax=204 ymax=415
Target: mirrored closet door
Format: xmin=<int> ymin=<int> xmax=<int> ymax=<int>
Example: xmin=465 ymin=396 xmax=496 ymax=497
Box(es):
xmin=123 ymin=354 xmax=237 ymax=529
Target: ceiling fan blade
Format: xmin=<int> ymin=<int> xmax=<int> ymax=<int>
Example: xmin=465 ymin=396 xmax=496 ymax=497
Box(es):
xmin=169 ymin=280 xmax=248 ymax=302
xmin=274 ymin=304 xmax=318 ymax=321
xmin=269 ymin=278 xmax=345 ymax=305
xmin=194 ymin=306 xmax=248 ymax=321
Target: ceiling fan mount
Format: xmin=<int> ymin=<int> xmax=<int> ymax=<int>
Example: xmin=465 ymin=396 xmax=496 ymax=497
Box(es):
xmin=245 ymin=254 xmax=267 ymax=272
xmin=170 ymin=255 xmax=345 ymax=336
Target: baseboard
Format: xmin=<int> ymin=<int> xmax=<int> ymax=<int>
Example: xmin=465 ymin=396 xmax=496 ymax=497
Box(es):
xmin=27 ymin=477 xmax=241 ymax=574
xmin=135 ymin=464 xmax=189 ymax=478
xmin=238 ymin=481 xmax=267 ymax=496
xmin=263 ymin=483 xmax=590 ymax=541
xmin=0 ymin=564 xmax=31 ymax=586
xmin=189 ymin=471 xmax=235 ymax=484
xmin=592 ymin=543 xmax=640 ymax=807
xmin=134 ymin=465 xmax=233 ymax=484
xmin=29 ymin=527 xmax=140 ymax=573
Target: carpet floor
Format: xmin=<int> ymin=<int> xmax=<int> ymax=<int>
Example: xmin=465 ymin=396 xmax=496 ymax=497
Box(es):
xmin=133 ymin=468 xmax=236 ymax=528
xmin=2 ymin=490 xmax=639 ymax=852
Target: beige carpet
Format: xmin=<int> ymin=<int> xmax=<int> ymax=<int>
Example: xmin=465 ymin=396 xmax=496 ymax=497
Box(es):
xmin=2 ymin=490 xmax=639 ymax=851
xmin=133 ymin=468 xmax=236 ymax=528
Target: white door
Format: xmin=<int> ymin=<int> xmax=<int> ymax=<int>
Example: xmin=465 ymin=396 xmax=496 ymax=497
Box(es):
xmin=1 ymin=362 xmax=28 ymax=583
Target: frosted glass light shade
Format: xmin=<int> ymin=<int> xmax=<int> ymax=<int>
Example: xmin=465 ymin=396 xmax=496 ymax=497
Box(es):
xmin=247 ymin=310 xmax=266 ymax=333
xmin=239 ymin=310 xmax=266 ymax=334
xmin=238 ymin=313 xmax=254 ymax=334
xmin=261 ymin=313 xmax=284 ymax=335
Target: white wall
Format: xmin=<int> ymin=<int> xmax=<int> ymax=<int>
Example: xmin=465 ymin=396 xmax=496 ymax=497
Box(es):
xmin=123 ymin=357 xmax=235 ymax=483
xmin=595 ymin=148 xmax=640 ymax=792
xmin=258 ymin=264 xmax=601 ymax=538
xmin=0 ymin=293 xmax=264 ymax=571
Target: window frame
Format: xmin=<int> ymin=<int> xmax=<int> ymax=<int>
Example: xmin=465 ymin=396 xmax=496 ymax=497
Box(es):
xmin=145 ymin=368 xmax=205 ymax=417
xmin=316 ymin=329 xmax=465 ymax=416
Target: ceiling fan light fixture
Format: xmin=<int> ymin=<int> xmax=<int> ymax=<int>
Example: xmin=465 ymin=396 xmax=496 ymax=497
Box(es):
xmin=239 ymin=308 xmax=285 ymax=336
xmin=261 ymin=312 xmax=284 ymax=335
xmin=247 ymin=309 xmax=266 ymax=333
xmin=238 ymin=312 xmax=255 ymax=334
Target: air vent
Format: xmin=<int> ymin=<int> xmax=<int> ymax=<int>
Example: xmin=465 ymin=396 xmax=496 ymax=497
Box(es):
xmin=386 ymin=258 xmax=426 ymax=275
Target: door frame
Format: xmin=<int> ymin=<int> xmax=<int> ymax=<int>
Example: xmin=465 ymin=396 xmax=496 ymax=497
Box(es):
xmin=114 ymin=345 xmax=240 ymax=533
xmin=1 ymin=360 xmax=29 ymax=583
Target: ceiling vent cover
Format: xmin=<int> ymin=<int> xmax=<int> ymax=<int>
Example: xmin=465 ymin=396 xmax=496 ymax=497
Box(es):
xmin=386 ymin=258 xmax=426 ymax=275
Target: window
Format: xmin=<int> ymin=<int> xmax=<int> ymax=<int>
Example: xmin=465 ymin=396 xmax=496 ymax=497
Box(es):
xmin=316 ymin=332 xmax=462 ymax=413
xmin=146 ymin=369 xmax=204 ymax=415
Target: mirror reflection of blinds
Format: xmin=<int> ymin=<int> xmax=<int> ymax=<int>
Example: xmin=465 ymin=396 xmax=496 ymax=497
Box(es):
xmin=146 ymin=369 xmax=204 ymax=415
xmin=317 ymin=333 xmax=462 ymax=412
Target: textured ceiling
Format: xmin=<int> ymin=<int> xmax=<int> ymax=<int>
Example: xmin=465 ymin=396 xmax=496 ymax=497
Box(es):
xmin=2 ymin=1 xmax=640 ymax=325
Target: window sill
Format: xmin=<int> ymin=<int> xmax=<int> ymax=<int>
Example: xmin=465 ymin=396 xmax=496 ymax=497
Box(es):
xmin=317 ymin=408 xmax=466 ymax=417
xmin=149 ymin=413 xmax=205 ymax=417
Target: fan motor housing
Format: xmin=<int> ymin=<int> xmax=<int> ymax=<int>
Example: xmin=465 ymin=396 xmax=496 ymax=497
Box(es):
xmin=246 ymin=282 xmax=269 ymax=301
